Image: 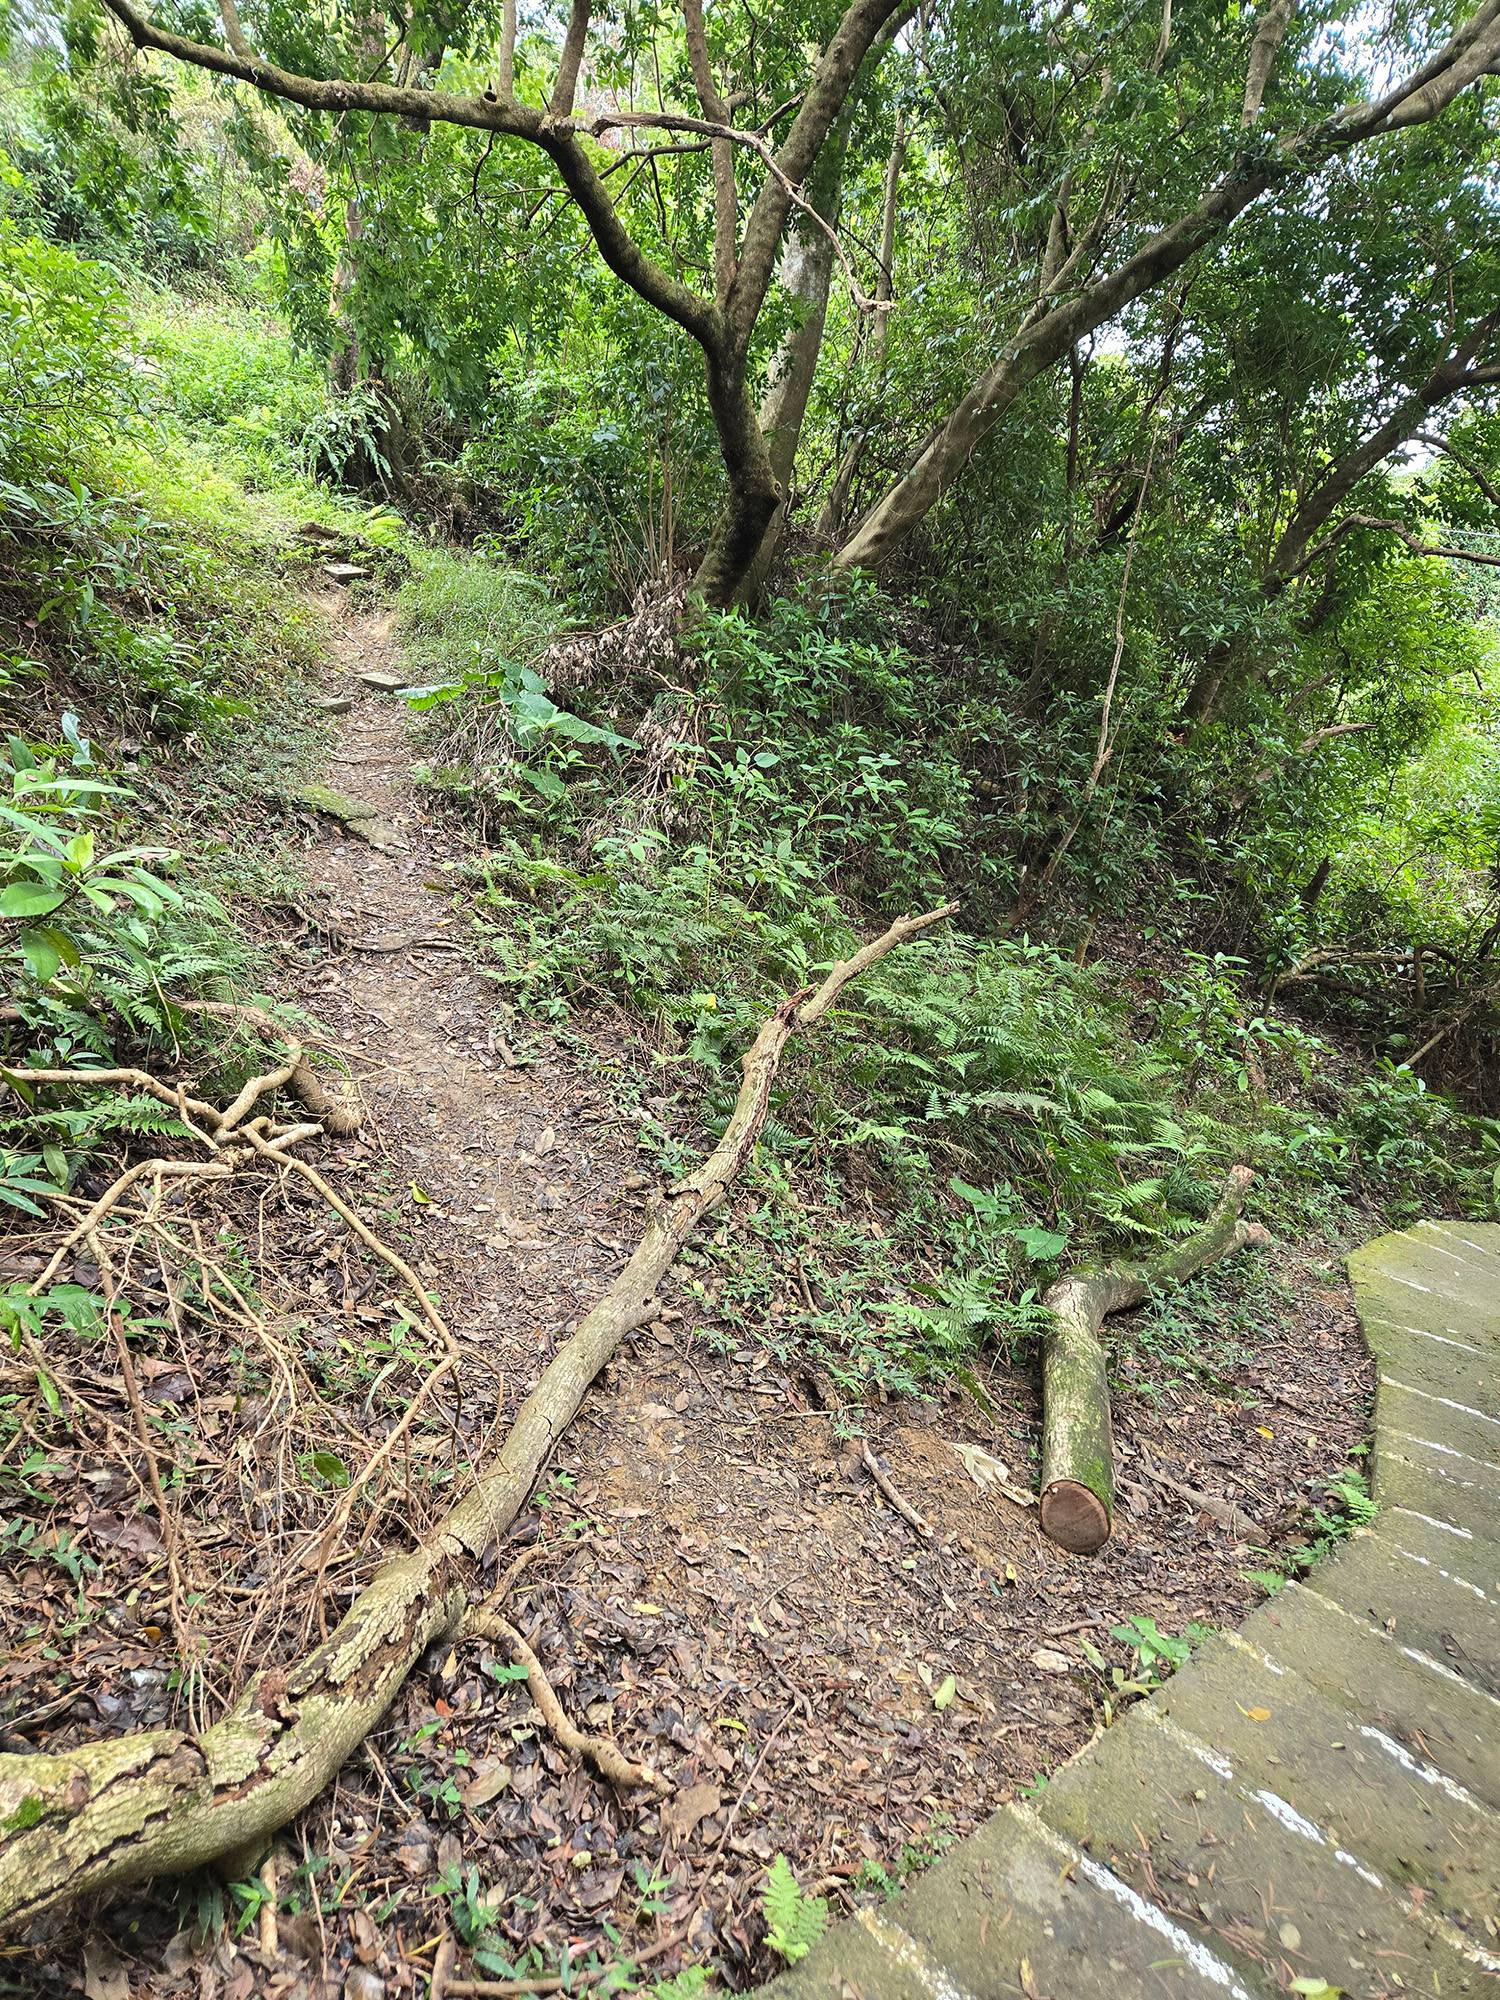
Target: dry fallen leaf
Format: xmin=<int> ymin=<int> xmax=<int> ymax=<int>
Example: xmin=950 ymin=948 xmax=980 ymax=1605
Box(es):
xmin=663 ymin=1780 xmax=721 ymax=1842
xmin=83 ymin=1940 xmax=130 ymax=2000
xmin=1032 ymin=1648 xmax=1073 ymax=1675
xmin=950 ymin=1439 xmax=1037 ymax=1508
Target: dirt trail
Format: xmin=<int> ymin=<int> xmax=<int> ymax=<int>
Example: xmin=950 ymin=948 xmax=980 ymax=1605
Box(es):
xmin=187 ymin=589 xmax=1363 ymax=1994
xmin=5 ymin=591 xmax=1373 ymax=1995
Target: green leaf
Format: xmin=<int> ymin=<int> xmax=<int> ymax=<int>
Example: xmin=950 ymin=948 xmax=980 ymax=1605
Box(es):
xmin=19 ymin=928 xmax=61 ymax=982
xmin=933 ymin=1674 xmax=958 ymax=1710
xmin=0 ymin=880 xmax=66 ymax=917
xmin=1012 ymin=1225 xmax=1070 ymax=1262
xmin=309 ymin=1451 xmax=350 ymax=1487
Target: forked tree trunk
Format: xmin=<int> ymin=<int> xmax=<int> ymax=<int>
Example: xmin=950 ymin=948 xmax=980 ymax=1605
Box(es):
xmin=1039 ymin=1166 xmax=1269 ymax=1552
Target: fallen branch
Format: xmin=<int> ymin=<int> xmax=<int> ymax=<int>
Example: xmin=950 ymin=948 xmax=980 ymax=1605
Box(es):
xmin=0 ymin=902 xmax=955 ymax=1929
xmin=860 ymin=1441 xmax=933 ymax=1538
xmin=1038 ymin=1166 xmax=1271 ymax=1553
xmin=466 ymin=1611 xmax=666 ymax=1792
xmin=169 ymin=996 xmax=363 ymax=1137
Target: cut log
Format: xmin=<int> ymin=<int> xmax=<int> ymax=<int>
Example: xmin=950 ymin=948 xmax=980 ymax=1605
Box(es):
xmin=1038 ymin=1166 xmax=1270 ymax=1554
xmin=0 ymin=902 xmax=955 ymax=1932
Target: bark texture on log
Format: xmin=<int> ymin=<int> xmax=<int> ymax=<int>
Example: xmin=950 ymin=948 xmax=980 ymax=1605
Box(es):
xmin=1038 ymin=1165 xmax=1269 ymax=1553
xmin=0 ymin=904 xmax=955 ymax=1932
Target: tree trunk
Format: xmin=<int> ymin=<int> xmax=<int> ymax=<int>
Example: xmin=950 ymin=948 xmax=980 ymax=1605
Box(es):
xmin=690 ymin=349 xmax=782 ymax=606
xmin=1039 ymin=1166 xmax=1268 ymax=1553
xmin=832 ymin=167 xmax=1277 ymax=574
xmin=739 ymin=118 xmax=853 ymax=602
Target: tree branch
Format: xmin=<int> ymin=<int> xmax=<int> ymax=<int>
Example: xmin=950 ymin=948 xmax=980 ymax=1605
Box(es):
xmin=548 ymin=0 xmax=591 ymax=119
xmin=0 ymin=904 xmax=957 ymax=1925
xmin=1241 ymin=0 xmax=1294 ymax=124
xmin=1418 ymin=430 xmax=1500 ymax=509
xmin=95 ymin=0 xmax=717 ymax=347
xmin=681 ymin=0 xmax=739 ymax=302
xmin=1294 ymin=513 xmax=1500 ymax=576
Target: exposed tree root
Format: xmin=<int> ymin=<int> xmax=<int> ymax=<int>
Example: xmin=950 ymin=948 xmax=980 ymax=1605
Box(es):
xmin=1039 ymin=1165 xmax=1271 ymax=1553
xmin=465 ymin=1611 xmax=667 ymax=1793
xmin=0 ymin=901 xmax=954 ymax=1931
xmin=169 ymin=996 xmax=364 ymax=1136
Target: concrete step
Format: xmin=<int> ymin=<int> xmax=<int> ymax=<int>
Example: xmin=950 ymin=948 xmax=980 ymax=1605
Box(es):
xmin=753 ymin=1220 xmax=1500 ymax=2000
xmin=1239 ymin=1581 xmax=1500 ymax=1808
xmin=760 ymin=1798 xmax=1269 ymax=1999
xmin=1034 ymin=1695 xmax=1497 ymax=1998
xmin=1321 ymin=1527 xmax=1500 ymax=1697
xmin=1372 ymin=1426 xmax=1500 ymax=1543
xmin=1149 ymin=1627 xmax=1500 ymax=1937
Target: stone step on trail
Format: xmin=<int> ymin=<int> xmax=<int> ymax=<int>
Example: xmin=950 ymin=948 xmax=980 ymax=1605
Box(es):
xmin=1316 ymin=1526 xmax=1499 ymax=1697
xmin=1238 ymin=1580 xmax=1500 ymax=1810
xmin=1035 ymin=1691 xmax=1489 ymax=1996
xmin=1149 ymin=1626 xmax=1500 ymax=1936
xmin=757 ymin=1223 xmax=1500 ymax=2000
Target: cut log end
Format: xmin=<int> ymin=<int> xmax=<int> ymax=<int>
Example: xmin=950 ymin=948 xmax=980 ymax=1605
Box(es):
xmin=1039 ymin=1479 xmax=1111 ymax=1554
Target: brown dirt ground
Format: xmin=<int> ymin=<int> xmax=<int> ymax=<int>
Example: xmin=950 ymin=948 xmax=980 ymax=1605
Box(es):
xmin=0 ymin=594 xmax=1374 ymax=2000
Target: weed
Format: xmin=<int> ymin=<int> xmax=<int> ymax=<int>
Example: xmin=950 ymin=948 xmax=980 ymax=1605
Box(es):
xmin=1247 ymin=1465 xmax=1376 ymax=1594
xmin=761 ymin=1853 xmax=829 ymax=1966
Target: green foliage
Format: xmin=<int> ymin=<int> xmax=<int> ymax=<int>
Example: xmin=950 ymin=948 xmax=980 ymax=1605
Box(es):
xmin=761 ymin=1855 xmax=829 ymax=1966
xmin=1248 ymin=1467 xmax=1376 ymax=1594
xmin=0 ymin=726 xmax=262 ymax=1194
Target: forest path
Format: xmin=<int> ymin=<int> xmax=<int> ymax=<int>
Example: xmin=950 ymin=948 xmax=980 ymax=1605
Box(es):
xmin=199 ymin=586 xmax=1378 ymax=1989
xmin=762 ymin=1220 xmax=1500 ymax=2000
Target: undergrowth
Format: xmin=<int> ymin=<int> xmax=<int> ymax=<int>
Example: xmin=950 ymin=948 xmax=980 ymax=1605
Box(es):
xmin=402 ymin=557 xmax=1500 ymax=1390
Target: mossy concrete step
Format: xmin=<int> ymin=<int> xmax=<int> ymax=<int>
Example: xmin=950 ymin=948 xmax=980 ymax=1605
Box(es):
xmin=1356 ymin=1309 xmax=1497 ymax=1406
xmin=1372 ymin=1428 xmax=1500 ymax=1544
xmin=1240 ymin=1581 xmax=1500 ymax=1808
xmin=1316 ymin=1527 xmax=1499 ymax=1695
xmin=1381 ymin=1503 xmax=1497 ymax=1600
xmin=761 ymin=1799 xmax=1263 ymax=1998
xmin=1035 ymin=1697 xmax=1490 ymax=1996
xmin=755 ymin=1224 xmax=1500 ymax=2000
xmin=1149 ymin=1628 xmax=1499 ymax=1935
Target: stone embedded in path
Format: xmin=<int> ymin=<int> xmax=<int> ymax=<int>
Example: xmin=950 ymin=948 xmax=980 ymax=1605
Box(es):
xmin=757 ymin=1222 xmax=1500 ymax=2000
xmin=358 ymin=668 xmax=414 ymax=693
xmin=323 ymin=561 xmax=370 ymax=582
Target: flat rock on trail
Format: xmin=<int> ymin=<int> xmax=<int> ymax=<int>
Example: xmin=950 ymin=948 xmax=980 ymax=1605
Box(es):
xmin=6 ymin=593 xmax=1375 ymax=1994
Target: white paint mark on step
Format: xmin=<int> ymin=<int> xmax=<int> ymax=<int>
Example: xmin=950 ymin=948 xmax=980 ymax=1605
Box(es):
xmin=1389 ymin=1505 xmax=1474 ymax=1541
xmin=1388 ymin=1428 xmax=1500 ymax=1478
xmin=855 ymin=1909 xmax=979 ymax=2000
xmin=1250 ymin=1791 xmax=1385 ymax=1887
xmin=1358 ymin=1724 xmax=1489 ymax=1812
xmin=1381 ymin=1376 xmax=1500 ymax=1433
xmin=1073 ymin=1855 xmax=1256 ymax=1997
xmin=1142 ymin=1707 xmax=1235 ymax=1779
xmin=1300 ymin=1586 xmax=1500 ymax=1711
xmin=1386 ymin=1539 xmax=1492 ymax=1603
xmin=1361 ymin=1316 xmax=1484 ymax=1356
